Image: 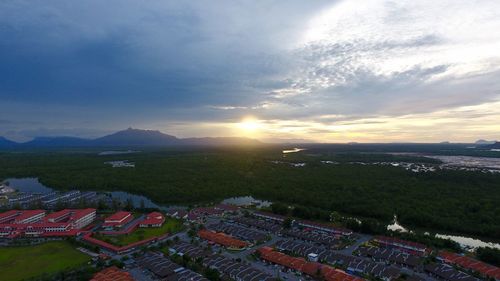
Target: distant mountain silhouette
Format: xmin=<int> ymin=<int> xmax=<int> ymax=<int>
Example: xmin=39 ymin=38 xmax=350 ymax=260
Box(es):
xmin=0 ymin=136 xmax=18 ymax=148
xmin=483 ymin=142 xmax=500 ymax=149
xmin=475 ymin=139 xmax=497 ymax=145
xmin=0 ymin=128 xmax=261 ymax=148
xmin=23 ymin=136 xmax=92 ymax=147
xmin=92 ymin=128 xmax=180 ymax=146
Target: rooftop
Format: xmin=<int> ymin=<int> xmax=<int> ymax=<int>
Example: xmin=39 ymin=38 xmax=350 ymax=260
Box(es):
xmin=90 ymin=266 xmax=134 ymax=281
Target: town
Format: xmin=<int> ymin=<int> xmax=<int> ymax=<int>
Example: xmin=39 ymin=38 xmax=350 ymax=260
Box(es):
xmin=0 ymin=201 xmax=498 ymax=281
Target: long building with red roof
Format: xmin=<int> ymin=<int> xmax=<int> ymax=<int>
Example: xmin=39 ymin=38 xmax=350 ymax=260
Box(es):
xmin=438 ymin=251 xmax=500 ymax=280
xmin=0 ymin=210 xmax=23 ymax=223
xmin=257 ymin=246 xmax=364 ymax=281
xmin=90 ymin=266 xmax=135 ymax=281
xmin=0 ymin=209 xmax=95 ymax=238
xmin=198 ymin=229 xmax=249 ymax=249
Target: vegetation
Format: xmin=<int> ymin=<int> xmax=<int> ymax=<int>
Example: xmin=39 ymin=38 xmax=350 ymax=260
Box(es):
xmin=0 ymin=241 xmax=91 ymax=281
xmin=94 ymin=218 xmax=183 ymax=246
xmin=0 ymin=145 xmax=499 ymax=239
xmin=476 ymin=247 xmax=500 ymax=267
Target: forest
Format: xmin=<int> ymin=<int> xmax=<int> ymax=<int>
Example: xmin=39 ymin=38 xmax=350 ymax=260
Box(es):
xmin=0 ymin=145 xmax=499 ymax=240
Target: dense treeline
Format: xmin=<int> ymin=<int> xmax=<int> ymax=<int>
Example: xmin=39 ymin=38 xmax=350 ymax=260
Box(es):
xmin=0 ymin=146 xmax=499 ymax=239
xmin=476 ymin=247 xmax=500 ymax=267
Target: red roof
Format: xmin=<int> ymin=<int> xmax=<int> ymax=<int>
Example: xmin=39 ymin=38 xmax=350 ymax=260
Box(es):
xmin=257 ymin=247 xmax=364 ymax=281
xmin=198 ymin=229 xmax=249 ymax=248
xmin=0 ymin=210 xmax=21 ymax=223
xmin=140 ymin=212 xmax=165 ymax=226
xmin=104 ymin=211 xmax=132 ymax=223
xmin=83 ymin=232 xmax=162 ymax=254
xmin=439 ymin=251 xmax=500 ymax=280
xmin=215 ymin=204 xmax=239 ymax=212
xmin=71 ymin=208 xmax=96 ymax=221
xmin=322 ymin=266 xmax=364 ymax=281
xmin=14 ymin=210 xmax=45 ymax=223
xmin=0 ymin=209 xmax=95 ymax=238
xmin=91 ymin=266 xmax=135 ymax=281
xmin=44 ymin=209 xmax=73 ymax=222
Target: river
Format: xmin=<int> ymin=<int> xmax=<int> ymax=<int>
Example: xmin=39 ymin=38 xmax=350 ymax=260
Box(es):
xmin=387 ymin=215 xmax=500 ymax=250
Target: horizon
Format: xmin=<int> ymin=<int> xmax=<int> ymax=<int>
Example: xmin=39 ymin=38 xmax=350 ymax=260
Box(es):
xmin=1 ymin=1 xmax=500 ymax=143
xmin=0 ymin=127 xmax=498 ymax=145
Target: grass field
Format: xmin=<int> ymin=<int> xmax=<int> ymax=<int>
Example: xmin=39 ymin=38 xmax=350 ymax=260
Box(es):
xmin=96 ymin=218 xmax=183 ymax=246
xmin=0 ymin=241 xmax=90 ymax=281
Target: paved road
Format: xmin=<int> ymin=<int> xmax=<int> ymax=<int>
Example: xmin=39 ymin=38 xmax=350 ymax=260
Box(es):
xmin=339 ymin=233 xmax=372 ymax=255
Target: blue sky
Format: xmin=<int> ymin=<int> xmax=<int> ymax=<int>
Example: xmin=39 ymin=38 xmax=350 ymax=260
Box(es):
xmin=1 ymin=0 xmax=500 ymax=142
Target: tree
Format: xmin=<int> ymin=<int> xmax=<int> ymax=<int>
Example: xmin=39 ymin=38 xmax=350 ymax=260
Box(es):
xmin=477 ymin=247 xmax=500 ymax=267
xmin=271 ymin=202 xmax=288 ymax=215
xmin=98 ymin=199 xmax=107 ymax=210
xmin=283 ymin=217 xmax=293 ymax=229
xmin=205 ymin=268 xmax=221 ymax=281
xmin=125 ymin=198 xmax=134 ymax=211
xmin=330 ymin=211 xmax=341 ymax=222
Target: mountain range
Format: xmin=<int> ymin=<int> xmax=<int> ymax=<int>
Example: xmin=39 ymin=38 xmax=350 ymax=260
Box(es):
xmin=483 ymin=142 xmax=500 ymax=149
xmin=0 ymin=128 xmax=261 ymax=148
xmin=474 ymin=139 xmax=497 ymax=145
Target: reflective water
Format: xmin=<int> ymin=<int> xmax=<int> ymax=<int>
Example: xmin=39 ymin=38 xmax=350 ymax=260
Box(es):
xmin=4 ymin=177 xmax=161 ymax=209
xmin=5 ymin=177 xmax=54 ymax=193
xmin=387 ymin=214 xmax=500 ymax=250
xmin=282 ymin=148 xmax=306 ymax=154
xmin=435 ymin=234 xmax=500 ymax=250
xmin=222 ymin=196 xmax=271 ymax=208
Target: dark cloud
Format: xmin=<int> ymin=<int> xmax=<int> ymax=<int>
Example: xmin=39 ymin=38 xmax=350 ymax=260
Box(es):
xmin=0 ymin=0 xmax=499 ymax=141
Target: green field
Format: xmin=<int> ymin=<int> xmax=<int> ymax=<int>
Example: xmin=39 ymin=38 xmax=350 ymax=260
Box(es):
xmin=0 ymin=241 xmax=90 ymax=281
xmin=96 ymin=218 xmax=183 ymax=246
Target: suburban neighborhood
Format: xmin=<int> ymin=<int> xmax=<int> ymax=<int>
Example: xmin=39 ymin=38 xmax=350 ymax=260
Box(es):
xmin=0 ymin=203 xmax=498 ymax=281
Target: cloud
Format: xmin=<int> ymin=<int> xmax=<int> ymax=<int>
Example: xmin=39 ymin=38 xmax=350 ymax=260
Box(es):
xmin=0 ymin=0 xmax=499 ymax=142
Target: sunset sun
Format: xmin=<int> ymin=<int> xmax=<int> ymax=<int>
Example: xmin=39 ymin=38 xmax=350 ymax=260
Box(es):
xmin=238 ymin=117 xmax=262 ymax=135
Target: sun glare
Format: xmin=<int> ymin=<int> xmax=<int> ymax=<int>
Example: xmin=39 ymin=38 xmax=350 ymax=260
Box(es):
xmin=238 ymin=117 xmax=261 ymax=134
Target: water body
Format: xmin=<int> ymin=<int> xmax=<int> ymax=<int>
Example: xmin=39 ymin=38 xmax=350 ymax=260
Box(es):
xmin=435 ymin=234 xmax=500 ymax=250
xmin=425 ymin=155 xmax=500 ymax=170
xmin=222 ymin=196 xmax=272 ymax=208
xmin=4 ymin=177 xmax=162 ymax=209
xmin=98 ymin=150 xmax=139 ymax=156
xmin=108 ymin=191 xmax=160 ymax=209
xmin=5 ymin=177 xmax=54 ymax=193
xmin=387 ymin=216 xmax=410 ymax=233
xmin=282 ymin=148 xmax=306 ymax=154
xmin=387 ymin=215 xmax=500 ymax=250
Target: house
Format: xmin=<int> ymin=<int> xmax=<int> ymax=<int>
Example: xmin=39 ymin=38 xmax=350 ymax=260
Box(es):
xmin=90 ymin=266 xmax=134 ymax=281
xmin=297 ymin=220 xmax=353 ymax=236
xmin=373 ymin=236 xmax=427 ymax=255
xmin=438 ymin=251 xmax=500 ymax=280
xmin=140 ymin=212 xmax=165 ymax=228
xmin=198 ymin=229 xmax=249 ymax=250
xmin=103 ymin=211 xmax=133 ymax=228
xmin=0 ymin=209 xmax=96 ymax=238
xmin=253 ymin=211 xmax=286 ymax=223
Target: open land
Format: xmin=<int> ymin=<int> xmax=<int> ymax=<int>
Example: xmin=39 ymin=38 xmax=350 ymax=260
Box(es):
xmin=0 ymin=241 xmax=90 ymax=281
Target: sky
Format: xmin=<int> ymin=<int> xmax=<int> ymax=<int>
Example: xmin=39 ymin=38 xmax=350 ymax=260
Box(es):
xmin=1 ymin=0 xmax=500 ymax=143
